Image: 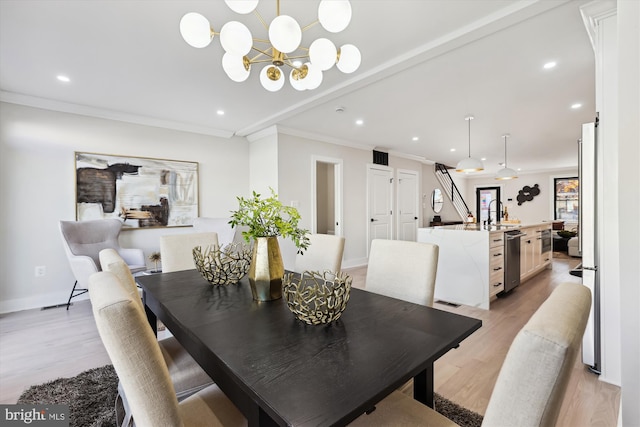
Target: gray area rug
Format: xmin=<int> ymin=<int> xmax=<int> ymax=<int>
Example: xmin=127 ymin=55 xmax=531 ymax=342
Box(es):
xmin=18 ymin=365 xmax=483 ymax=427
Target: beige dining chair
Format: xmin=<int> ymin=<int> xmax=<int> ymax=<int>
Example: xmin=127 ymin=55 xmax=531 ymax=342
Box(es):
xmin=365 ymin=239 xmax=439 ymax=307
xmin=99 ymin=249 xmax=215 ymax=425
xmin=294 ymin=234 xmax=346 ymax=274
xmin=160 ymin=232 xmax=219 ymax=273
xmin=349 ymin=282 xmax=592 ymax=427
xmin=89 ymin=270 xmax=246 ymax=427
xmin=60 ymin=219 xmax=147 ymax=309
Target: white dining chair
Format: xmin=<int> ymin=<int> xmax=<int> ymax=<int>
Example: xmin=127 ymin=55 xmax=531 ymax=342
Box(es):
xmin=160 ymin=232 xmax=219 ymax=273
xmin=365 ymin=239 xmax=439 ymax=307
xmin=88 ymin=271 xmax=246 ymax=427
xmin=99 ymin=249 xmax=215 ymax=425
xmin=349 ymin=282 xmax=592 ymax=427
xmin=294 ymin=234 xmax=345 ymax=274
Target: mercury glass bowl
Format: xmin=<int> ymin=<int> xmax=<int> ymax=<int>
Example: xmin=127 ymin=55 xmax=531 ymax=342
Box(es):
xmin=283 ymin=271 xmax=352 ymax=325
xmin=192 ymin=243 xmax=252 ymax=286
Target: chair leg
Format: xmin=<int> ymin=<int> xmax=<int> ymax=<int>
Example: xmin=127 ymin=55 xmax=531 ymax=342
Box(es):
xmin=66 ymin=280 xmax=88 ymax=310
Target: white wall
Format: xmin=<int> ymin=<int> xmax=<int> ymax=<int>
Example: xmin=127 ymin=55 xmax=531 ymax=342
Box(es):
xmin=463 ymin=169 xmax=578 ymax=225
xmin=0 ymin=102 xmax=249 ymax=313
xmin=248 ymin=126 xmax=279 ymax=196
xmin=617 ymin=0 xmax=640 ymax=422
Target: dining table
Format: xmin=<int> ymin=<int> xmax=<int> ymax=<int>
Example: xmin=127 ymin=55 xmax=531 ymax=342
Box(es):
xmin=136 ymin=269 xmax=482 ymax=427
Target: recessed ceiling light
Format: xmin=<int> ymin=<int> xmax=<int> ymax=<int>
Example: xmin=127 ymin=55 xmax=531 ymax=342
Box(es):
xmin=517 ymin=168 xmax=522 ymax=171
xmin=450 ymin=148 xmax=456 ymax=152
xmin=543 ymin=61 xmax=557 ymax=69
xmin=571 ymin=103 xmax=582 ymax=109
xmin=481 ymin=157 xmax=487 ymax=161
xmin=412 ymin=137 xmax=419 ymax=142
xmin=355 ymin=119 xmax=363 ymax=125
xmin=216 ymin=110 xmax=225 ymax=115
xmin=56 ymin=75 xmax=71 ymax=83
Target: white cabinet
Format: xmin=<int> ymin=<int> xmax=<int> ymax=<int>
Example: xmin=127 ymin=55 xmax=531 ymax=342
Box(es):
xmin=520 ymin=224 xmax=552 ymax=282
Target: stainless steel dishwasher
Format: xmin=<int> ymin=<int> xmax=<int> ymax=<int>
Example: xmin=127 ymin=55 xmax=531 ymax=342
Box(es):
xmin=501 ymin=230 xmax=524 ymax=294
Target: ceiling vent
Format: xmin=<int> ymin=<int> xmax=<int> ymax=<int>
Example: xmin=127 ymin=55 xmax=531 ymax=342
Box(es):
xmin=373 ymin=150 xmax=389 ymax=166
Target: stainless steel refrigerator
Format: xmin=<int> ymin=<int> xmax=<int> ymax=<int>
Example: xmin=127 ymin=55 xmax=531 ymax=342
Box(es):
xmin=579 ymin=120 xmax=601 ymax=374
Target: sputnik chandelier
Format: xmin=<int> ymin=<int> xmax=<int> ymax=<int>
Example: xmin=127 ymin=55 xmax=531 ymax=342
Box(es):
xmin=179 ymin=0 xmax=361 ymax=92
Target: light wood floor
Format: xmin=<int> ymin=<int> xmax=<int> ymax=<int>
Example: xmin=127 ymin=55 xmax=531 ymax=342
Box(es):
xmin=0 ymin=255 xmax=620 ymax=426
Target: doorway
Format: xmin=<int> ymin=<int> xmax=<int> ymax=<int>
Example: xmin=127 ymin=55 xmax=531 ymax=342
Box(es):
xmin=476 ymin=186 xmax=502 ymax=224
xmin=311 ymin=157 xmax=343 ymax=237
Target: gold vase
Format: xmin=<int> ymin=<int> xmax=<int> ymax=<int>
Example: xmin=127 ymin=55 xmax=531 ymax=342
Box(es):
xmin=248 ymin=237 xmax=284 ymax=301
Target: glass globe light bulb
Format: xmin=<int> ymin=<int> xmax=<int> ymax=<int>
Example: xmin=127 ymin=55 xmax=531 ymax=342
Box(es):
xmin=224 ymin=0 xmax=259 ymax=14
xmin=318 ymin=0 xmax=352 ymax=33
xmin=220 ymin=21 xmax=253 ymax=55
xmin=336 ymin=44 xmax=361 ymax=73
xmin=180 ymin=13 xmax=213 ymax=48
xmin=260 ymin=65 xmax=285 ymax=92
xmin=309 ymin=38 xmax=337 ymax=71
xmin=269 ymin=15 xmax=302 ymax=54
xmin=222 ymin=53 xmax=251 ymax=82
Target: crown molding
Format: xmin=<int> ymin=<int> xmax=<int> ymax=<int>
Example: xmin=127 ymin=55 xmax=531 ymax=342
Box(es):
xmin=277 ymin=126 xmax=373 ymax=152
xmin=0 ymin=91 xmax=234 ymax=138
xmin=580 ymin=0 xmax=617 ymax=52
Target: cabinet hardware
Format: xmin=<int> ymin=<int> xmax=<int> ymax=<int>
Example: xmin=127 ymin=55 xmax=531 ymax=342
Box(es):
xmin=493 ymin=282 xmax=503 ymax=287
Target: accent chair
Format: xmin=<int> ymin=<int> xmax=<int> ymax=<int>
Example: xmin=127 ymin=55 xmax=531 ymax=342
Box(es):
xmin=59 ymin=219 xmax=146 ymax=309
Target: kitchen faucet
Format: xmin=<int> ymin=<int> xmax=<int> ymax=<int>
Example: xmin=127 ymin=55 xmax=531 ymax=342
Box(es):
xmin=487 ymin=199 xmax=503 ymax=225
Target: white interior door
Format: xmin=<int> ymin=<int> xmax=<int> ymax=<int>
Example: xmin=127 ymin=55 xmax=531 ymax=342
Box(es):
xmin=397 ymin=169 xmax=419 ymax=241
xmin=368 ymin=166 xmax=393 ymax=251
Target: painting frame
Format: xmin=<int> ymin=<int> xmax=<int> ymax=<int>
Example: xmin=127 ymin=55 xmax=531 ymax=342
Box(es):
xmin=75 ymin=151 xmax=199 ymax=229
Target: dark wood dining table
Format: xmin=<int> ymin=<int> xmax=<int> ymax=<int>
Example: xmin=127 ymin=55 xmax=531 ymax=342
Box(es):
xmin=136 ymin=270 xmax=481 ymax=427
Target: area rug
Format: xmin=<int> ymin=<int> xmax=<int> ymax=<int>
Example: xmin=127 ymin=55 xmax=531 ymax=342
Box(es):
xmin=17 ymin=365 xmax=483 ymax=427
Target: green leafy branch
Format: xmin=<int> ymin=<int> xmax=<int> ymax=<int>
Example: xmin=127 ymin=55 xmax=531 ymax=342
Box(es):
xmin=229 ymin=189 xmax=310 ymax=253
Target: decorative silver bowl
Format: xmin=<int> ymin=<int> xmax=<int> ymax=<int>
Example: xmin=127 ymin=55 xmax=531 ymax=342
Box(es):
xmin=283 ymin=271 xmax=352 ymax=325
xmin=192 ymin=243 xmax=252 ymax=286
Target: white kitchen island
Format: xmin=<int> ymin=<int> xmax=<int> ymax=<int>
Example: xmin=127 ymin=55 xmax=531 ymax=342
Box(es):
xmin=418 ymin=222 xmax=552 ymax=309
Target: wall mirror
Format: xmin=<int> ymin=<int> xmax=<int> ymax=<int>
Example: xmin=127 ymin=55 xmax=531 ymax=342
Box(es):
xmin=431 ymin=188 xmax=444 ymax=213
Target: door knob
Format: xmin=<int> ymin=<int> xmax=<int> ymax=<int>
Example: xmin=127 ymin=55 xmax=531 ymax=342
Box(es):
xmin=371 ymin=218 xmax=378 ymax=222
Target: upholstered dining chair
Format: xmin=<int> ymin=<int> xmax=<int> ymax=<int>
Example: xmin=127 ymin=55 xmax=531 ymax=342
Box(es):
xmin=365 ymin=239 xmax=439 ymax=307
xmin=192 ymin=217 xmax=237 ymax=248
xmin=99 ymin=249 xmax=215 ymax=426
xmin=294 ymin=234 xmax=346 ymax=274
xmin=88 ymin=271 xmax=246 ymax=427
xmin=349 ymin=282 xmax=592 ymax=427
xmin=60 ymin=219 xmax=146 ymax=310
xmin=160 ymin=232 xmax=219 ymax=273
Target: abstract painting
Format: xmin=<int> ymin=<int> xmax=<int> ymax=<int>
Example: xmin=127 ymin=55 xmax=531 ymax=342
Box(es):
xmin=75 ymin=152 xmax=198 ymax=228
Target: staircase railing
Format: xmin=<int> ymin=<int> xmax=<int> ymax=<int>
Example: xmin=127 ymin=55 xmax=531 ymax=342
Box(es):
xmin=434 ymin=163 xmax=471 ymax=221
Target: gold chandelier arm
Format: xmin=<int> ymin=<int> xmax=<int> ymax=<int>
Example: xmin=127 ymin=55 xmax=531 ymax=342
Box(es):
xmin=301 ymin=21 xmax=319 ymax=32
xmin=254 ymin=9 xmax=268 ymax=30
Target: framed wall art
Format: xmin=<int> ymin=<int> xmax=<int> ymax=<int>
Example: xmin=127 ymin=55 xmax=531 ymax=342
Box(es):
xmin=75 ymin=152 xmax=199 ymax=228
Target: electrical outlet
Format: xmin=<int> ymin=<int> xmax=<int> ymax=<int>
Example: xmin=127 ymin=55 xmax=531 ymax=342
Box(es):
xmin=35 ymin=266 xmax=46 ymax=277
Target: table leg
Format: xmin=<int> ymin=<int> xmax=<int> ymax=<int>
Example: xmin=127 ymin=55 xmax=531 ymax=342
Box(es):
xmin=246 ymin=402 xmax=279 ymax=427
xmin=413 ymin=366 xmax=435 ymax=408
xmin=142 ymin=290 xmax=157 ymax=337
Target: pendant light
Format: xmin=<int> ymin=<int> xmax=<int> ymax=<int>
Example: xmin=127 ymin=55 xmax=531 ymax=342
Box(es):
xmin=496 ymin=134 xmax=518 ymax=180
xmin=456 ymin=115 xmax=484 ymax=173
